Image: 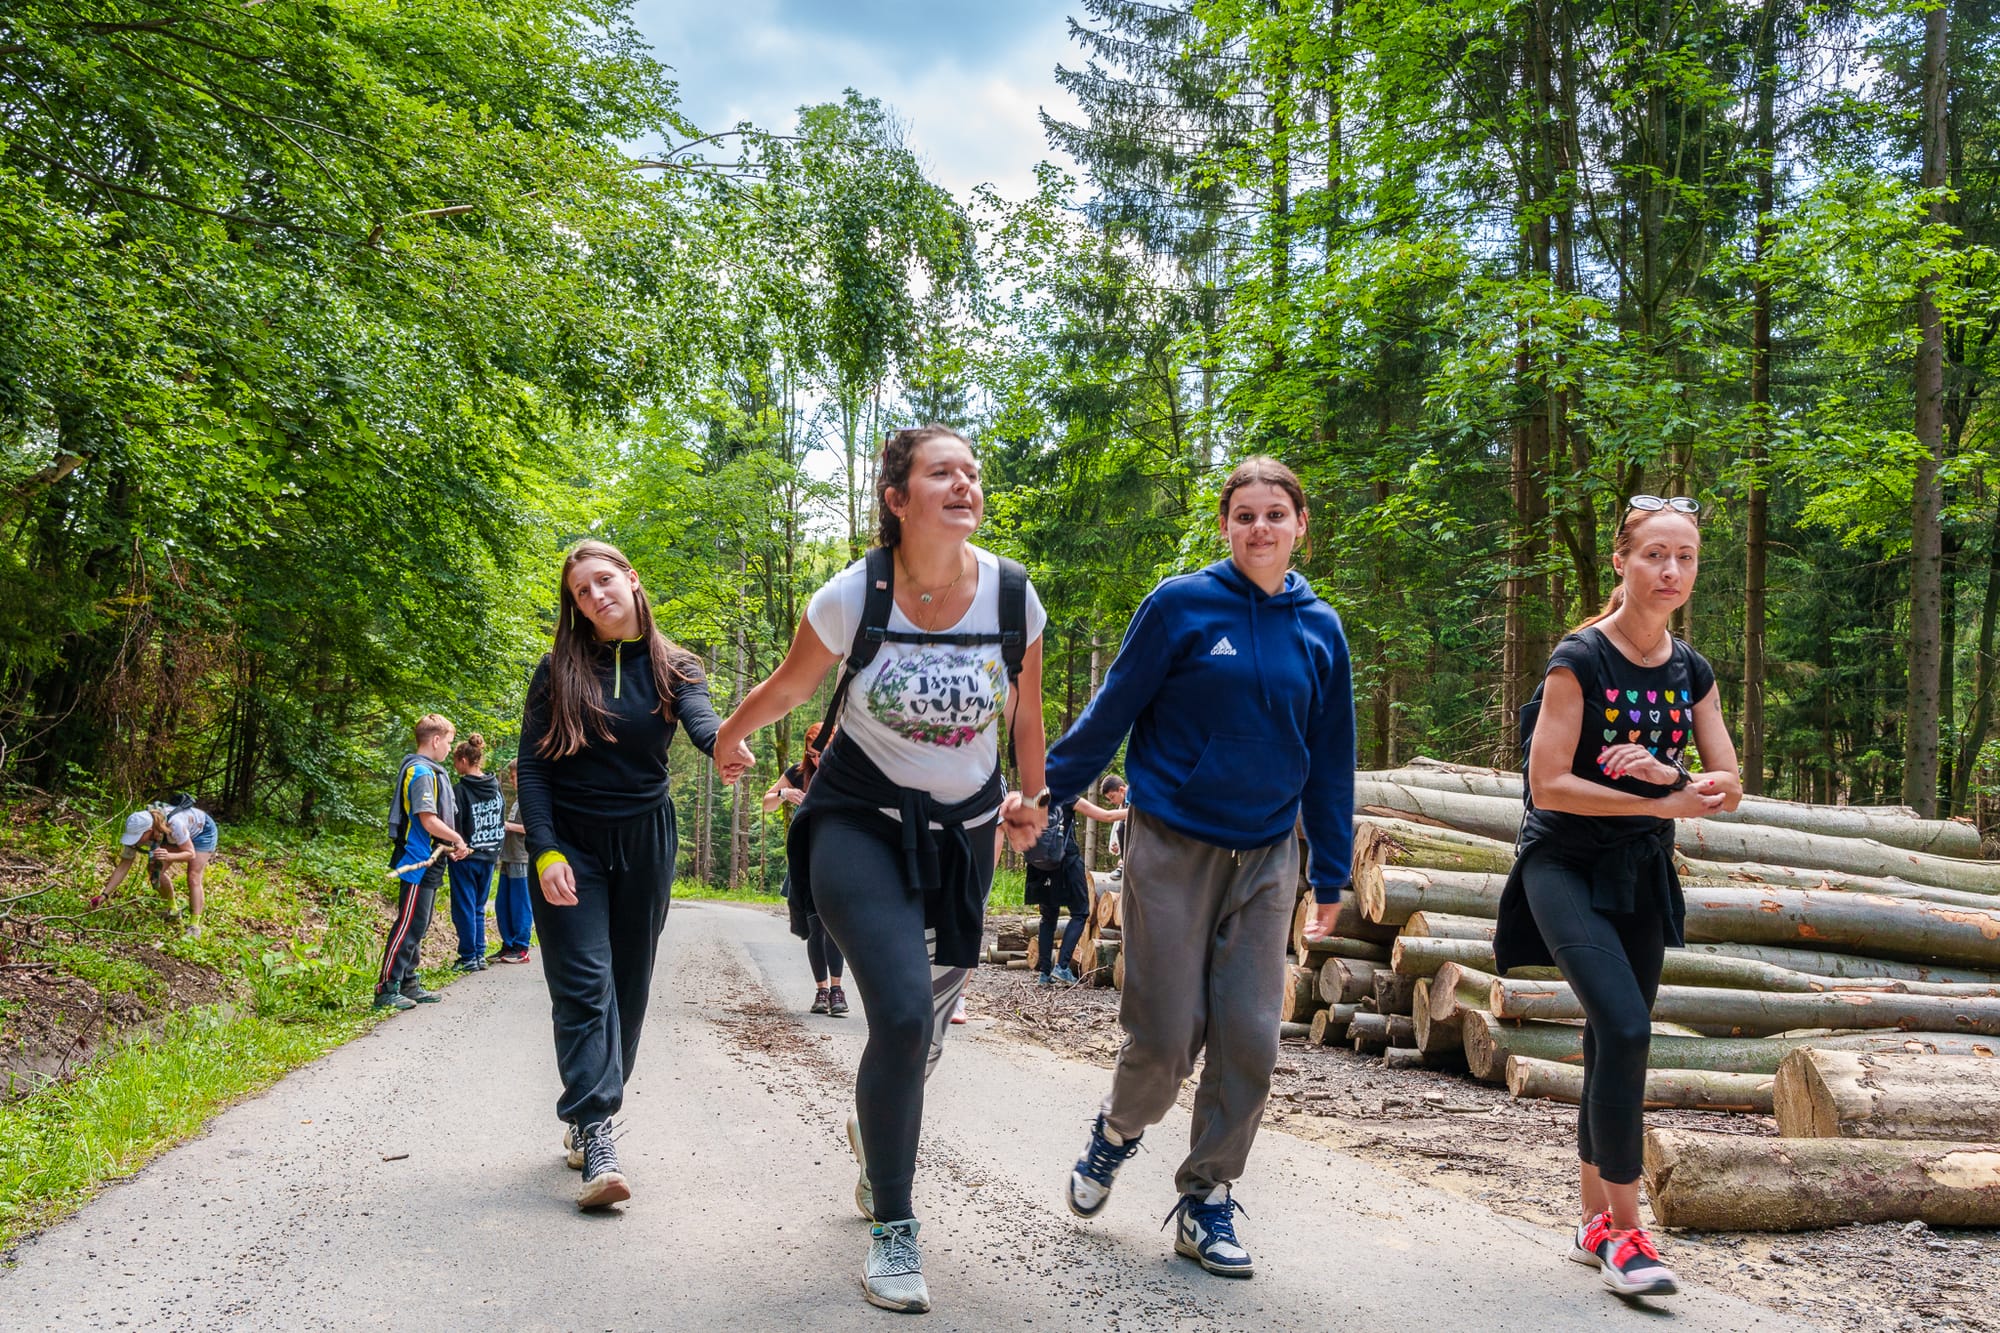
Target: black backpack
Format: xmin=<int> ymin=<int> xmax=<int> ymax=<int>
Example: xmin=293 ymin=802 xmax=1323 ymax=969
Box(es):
xmin=811 ymin=545 xmax=1030 ymax=776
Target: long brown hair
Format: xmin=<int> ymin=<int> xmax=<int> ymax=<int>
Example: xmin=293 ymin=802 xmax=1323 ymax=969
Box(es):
xmin=876 ymin=425 xmax=972 ymax=548
xmin=797 ymin=721 xmax=826 ymax=787
xmin=1573 ymin=506 xmax=1701 ymax=632
xmin=536 ymin=540 xmax=699 ymax=760
xmin=1218 ymin=455 xmax=1312 ymax=561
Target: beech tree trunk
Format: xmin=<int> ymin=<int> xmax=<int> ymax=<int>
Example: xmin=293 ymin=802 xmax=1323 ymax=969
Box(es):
xmin=1681 ymin=886 xmax=2000 ymax=969
xmin=1402 ymin=911 xmax=1496 ymax=941
xmin=1280 ymin=964 xmax=1323 ymax=1023
xmin=1488 ymin=976 xmax=2000 ymax=1038
xmin=1309 ymin=1003 xmax=1360 ymax=1045
xmin=1360 ymin=781 xmax=1999 ymax=891
xmin=1676 ymin=856 xmax=1999 ymax=912
xmin=1644 ymin=1129 xmax=2000 ymax=1231
xmin=1372 ymin=970 xmax=1417 ymax=1016
xmin=1318 ymin=957 xmax=1383 ymax=1005
xmin=1368 ymin=766 xmax=1980 ymax=857
xmin=1410 ymin=979 xmax=1463 ymax=1054
xmin=1507 ymin=1056 xmax=1774 ymax=1113
xmin=1356 ymin=816 xmax=1518 ymax=875
xmin=1774 ymin=1049 xmax=2000 ymax=1140
xmin=1291 ymin=893 xmax=1399 ymax=954
xmin=1356 ymin=864 xmax=1506 ymax=926
xmin=1458 ymin=1010 xmax=1995 ymax=1083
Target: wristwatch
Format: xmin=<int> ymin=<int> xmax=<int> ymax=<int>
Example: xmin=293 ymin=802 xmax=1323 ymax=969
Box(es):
xmin=1027 ymin=787 xmax=1051 ymax=810
xmin=1667 ymin=758 xmax=1693 ymax=792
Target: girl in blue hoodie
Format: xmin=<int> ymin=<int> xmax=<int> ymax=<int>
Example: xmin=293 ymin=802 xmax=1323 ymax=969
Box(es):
xmin=1043 ymin=455 xmax=1355 ymax=1280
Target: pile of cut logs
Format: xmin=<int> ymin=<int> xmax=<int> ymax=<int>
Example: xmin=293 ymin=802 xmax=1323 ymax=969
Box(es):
xmin=1278 ymin=757 xmax=2000 ymax=1231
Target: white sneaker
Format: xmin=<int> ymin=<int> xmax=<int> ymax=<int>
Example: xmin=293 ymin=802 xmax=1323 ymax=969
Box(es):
xmin=950 ymin=994 xmax=968 ymax=1025
xmin=847 ymin=1112 xmax=874 ymax=1219
xmin=863 ymin=1219 xmax=930 ymax=1312
xmin=1169 ymin=1184 xmax=1254 ymax=1278
xmin=563 ymin=1122 xmax=583 ymax=1170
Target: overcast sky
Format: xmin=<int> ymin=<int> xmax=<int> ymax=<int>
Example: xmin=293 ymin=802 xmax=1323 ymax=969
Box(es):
xmin=627 ymin=0 xmax=1083 ymax=201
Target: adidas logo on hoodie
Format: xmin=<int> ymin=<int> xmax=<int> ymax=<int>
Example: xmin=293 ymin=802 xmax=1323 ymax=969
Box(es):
xmin=1209 ymin=637 xmax=1238 ymax=656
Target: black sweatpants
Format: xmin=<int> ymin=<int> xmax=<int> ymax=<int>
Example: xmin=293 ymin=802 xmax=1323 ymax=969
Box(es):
xmin=809 ymin=808 xmax=996 ymax=1223
xmin=530 ymin=801 xmax=677 ymax=1126
xmin=377 ymin=849 xmax=446 ymax=997
xmin=806 ymin=913 xmax=844 ymax=983
xmin=1037 ymin=901 xmax=1086 ymax=975
xmin=1520 ymin=847 xmax=1669 ymax=1184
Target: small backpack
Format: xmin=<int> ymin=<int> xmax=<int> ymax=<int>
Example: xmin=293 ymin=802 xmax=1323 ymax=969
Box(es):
xmin=1024 ymin=805 xmax=1070 ymax=871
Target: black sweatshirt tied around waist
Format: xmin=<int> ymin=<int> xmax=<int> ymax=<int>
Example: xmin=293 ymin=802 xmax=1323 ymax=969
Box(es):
xmin=786 ymin=733 xmax=1003 ymax=970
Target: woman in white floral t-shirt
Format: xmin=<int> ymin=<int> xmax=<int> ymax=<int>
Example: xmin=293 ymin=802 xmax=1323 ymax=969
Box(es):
xmin=715 ymin=425 xmax=1049 ymax=1315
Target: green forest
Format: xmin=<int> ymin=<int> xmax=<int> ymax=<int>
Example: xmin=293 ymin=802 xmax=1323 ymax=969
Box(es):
xmin=4 ymin=0 xmax=1998 ymax=889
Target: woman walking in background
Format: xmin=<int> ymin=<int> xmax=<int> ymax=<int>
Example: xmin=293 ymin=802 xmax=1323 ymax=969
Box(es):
xmin=764 ymin=722 xmax=847 ymax=1016
xmin=1495 ymin=495 xmax=1741 ymax=1298
xmin=517 ymin=540 xmax=744 ymax=1211
xmin=1044 ymin=456 xmax=1355 ymax=1280
xmin=714 ymin=425 xmax=1048 ymax=1314
xmin=492 ymin=759 xmax=533 ymax=964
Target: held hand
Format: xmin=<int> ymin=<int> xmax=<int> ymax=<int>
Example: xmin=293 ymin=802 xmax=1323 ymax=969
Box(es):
xmin=1664 ymin=786 xmax=1726 ymax=820
xmin=448 ymin=843 xmax=472 ymax=861
xmin=1695 ymin=773 xmax=1745 ymax=812
xmin=999 ymin=792 xmax=1048 ymax=853
xmin=717 ymin=739 xmax=755 ymax=787
xmin=781 ymin=786 xmax=806 ymax=807
xmin=1301 ymin=901 xmax=1341 ymax=942
xmin=1597 ymin=744 xmax=1676 ymax=785
xmin=539 ymin=859 xmax=578 ymax=907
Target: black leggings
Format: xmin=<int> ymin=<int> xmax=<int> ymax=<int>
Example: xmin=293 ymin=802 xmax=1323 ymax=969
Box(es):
xmin=809 ymin=808 xmax=996 ymax=1222
xmin=806 ymin=913 xmax=844 ymax=983
xmin=1038 ymin=901 xmax=1086 ymax=975
xmin=1519 ymin=847 xmax=1667 ymax=1185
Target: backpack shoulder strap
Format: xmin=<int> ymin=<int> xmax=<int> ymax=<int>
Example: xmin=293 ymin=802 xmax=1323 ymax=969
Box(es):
xmin=851 ymin=545 xmax=898 ymax=673
xmin=996 ymin=555 xmax=1028 ymax=683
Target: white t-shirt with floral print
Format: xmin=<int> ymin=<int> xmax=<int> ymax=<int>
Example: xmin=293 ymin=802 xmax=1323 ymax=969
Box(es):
xmin=807 ymin=544 xmax=1046 ymax=808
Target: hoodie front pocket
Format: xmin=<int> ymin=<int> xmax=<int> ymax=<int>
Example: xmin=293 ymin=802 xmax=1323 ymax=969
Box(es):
xmin=1170 ymin=732 xmax=1306 ymax=828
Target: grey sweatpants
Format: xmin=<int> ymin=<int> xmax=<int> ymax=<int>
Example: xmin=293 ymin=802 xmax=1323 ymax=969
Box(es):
xmin=1102 ymin=808 xmax=1298 ymax=1196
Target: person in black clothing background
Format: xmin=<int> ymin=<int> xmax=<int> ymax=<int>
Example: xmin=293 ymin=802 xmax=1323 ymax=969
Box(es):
xmin=1027 ymin=802 xmax=1088 ymax=985
xmin=764 ymin=721 xmax=848 ymax=1015
xmin=1493 ymin=496 xmax=1742 ymax=1298
xmin=516 ymin=538 xmax=749 ymax=1211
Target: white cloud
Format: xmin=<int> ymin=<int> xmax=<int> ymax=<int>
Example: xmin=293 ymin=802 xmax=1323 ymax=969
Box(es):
xmin=627 ymin=0 xmax=1081 ymax=202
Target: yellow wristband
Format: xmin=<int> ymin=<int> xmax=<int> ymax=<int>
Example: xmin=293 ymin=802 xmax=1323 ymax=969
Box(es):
xmin=534 ymin=850 xmax=569 ymax=877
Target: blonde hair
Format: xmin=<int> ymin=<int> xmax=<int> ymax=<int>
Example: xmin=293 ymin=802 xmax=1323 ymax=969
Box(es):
xmin=414 ymin=713 xmax=454 ymax=744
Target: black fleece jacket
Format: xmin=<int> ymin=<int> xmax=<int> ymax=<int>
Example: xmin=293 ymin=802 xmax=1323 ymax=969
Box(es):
xmin=516 ymin=639 xmax=720 ymax=870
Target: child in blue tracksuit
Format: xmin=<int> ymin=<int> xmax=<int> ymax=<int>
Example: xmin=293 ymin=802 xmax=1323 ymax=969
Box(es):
xmin=1047 ymin=456 xmax=1355 ymax=1281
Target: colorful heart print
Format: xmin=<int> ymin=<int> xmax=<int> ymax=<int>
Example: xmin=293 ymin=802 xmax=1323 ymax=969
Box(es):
xmin=1650 ymin=711 xmax=1661 ymax=722
xmin=1605 ymin=689 xmax=1619 ymax=701
xmin=1670 ymin=710 xmax=1682 ymax=722
xmin=1672 ymin=730 xmax=1684 ymax=742
xmin=1649 ymin=731 xmax=1662 ymax=742
xmin=1665 ymin=690 xmax=1677 ymax=702
xmin=1629 ymin=710 xmax=1642 ymax=723
xmin=1626 ymin=690 xmax=1639 ymax=702
xmin=1629 ymin=731 xmax=1641 ymax=742
xmin=1647 ymin=691 xmax=1658 ymax=703
xmin=1605 ymin=708 xmax=1619 ymax=721
xmin=1603 ymin=729 xmax=1617 ymax=742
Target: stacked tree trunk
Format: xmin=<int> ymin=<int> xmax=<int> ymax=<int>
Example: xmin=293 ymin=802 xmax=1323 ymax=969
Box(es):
xmin=1344 ymin=757 xmax=2000 ymax=1229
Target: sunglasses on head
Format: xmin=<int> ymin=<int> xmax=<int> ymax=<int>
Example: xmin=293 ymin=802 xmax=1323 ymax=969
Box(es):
xmin=1627 ymin=495 xmax=1700 ymax=515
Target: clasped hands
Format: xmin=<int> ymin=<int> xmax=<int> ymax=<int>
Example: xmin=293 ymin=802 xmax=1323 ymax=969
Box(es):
xmin=1597 ymin=743 xmax=1743 ymax=816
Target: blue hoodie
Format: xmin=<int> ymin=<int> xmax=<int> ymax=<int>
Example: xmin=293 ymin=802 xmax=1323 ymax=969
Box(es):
xmin=1046 ymin=560 xmax=1356 ymax=902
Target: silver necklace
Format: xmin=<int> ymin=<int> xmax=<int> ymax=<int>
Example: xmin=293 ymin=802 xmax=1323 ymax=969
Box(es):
xmin=1609 ymin=618 xmax=1669 ymax=666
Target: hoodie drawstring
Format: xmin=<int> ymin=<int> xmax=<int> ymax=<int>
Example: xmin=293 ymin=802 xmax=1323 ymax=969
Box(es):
xmin=614 ymin=643 xmax=622 ymax=700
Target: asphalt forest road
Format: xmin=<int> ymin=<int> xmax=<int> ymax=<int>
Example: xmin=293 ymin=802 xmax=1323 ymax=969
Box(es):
xmin=2 ymin=902 xmax=1811 ymax=1333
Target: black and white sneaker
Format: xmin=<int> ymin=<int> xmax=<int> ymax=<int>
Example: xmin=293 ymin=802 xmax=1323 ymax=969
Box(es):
xmin=1598 ymin=1228 xmax=1678 ymax=1297
xmin=1066 ymin=1112 xmax=1142 ymax=1218
xmin=1168 ymin=1184 xmax=1253 ymax=1278
xmin=575 ymin=1119 xmax=629 ymax=1210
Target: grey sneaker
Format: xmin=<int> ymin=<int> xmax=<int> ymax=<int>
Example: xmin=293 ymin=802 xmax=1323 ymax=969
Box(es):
xmin=372 ymin=991 xmax=416 ymax=1012
xmin=847 ymin=1112 xmax=874 ymax=1219
xmin=862 ymin=1219 xmax=929 ymax=1313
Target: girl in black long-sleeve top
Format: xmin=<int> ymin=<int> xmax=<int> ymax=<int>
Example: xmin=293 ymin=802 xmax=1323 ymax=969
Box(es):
xmin=516 ymin=539 xmax=741 ymax=1211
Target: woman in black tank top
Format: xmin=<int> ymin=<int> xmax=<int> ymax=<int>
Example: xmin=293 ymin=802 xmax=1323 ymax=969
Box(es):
xmin=1491 ymin=497 xmax=1744 ymax=1299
